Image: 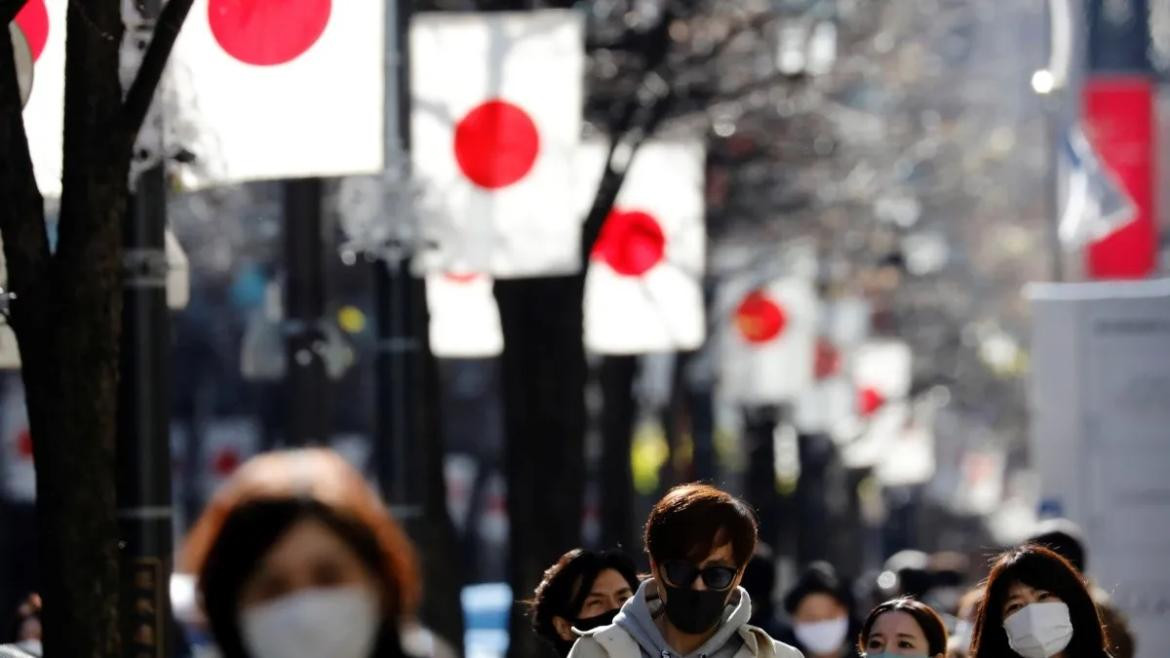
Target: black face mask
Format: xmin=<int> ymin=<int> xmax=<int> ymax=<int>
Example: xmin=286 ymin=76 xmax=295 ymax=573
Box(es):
xmin=553 ymin=609 xmax=620 ymax=656
xmin=575 ymin=608 xmax=620 ymax=632
xmin=661 ymin=584 xmax=731 ymax=635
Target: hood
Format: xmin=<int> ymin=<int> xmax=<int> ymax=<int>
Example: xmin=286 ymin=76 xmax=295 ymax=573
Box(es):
xmin=614 ymin=579 xmax=753 ymax=658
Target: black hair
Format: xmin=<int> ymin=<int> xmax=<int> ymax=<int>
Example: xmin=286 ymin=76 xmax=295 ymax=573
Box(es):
xmin=785 ymin=561 xmax=853 ymax=615
xmin=1027 ymin=519 xmax=1087 ymax=573
xmin=859 ymin=598 xmax=948 ymax=657
xmin=970 ymin=545 xmax=1107 ymax=658
xmin=529 ymin=549 xmax=639 ymax=647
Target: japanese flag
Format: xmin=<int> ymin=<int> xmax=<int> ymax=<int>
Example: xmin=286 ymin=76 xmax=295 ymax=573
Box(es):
xmin=167 ymin=0 xmax=384 ymax=186
xmin=582 ymin=141 xmax=706 ymax=354
xmin=410 ymin=11 xmax=584 ymax=278
xmin=15 ymin=0 xmax=65 ymax=197
xmin=426 ymin=273 xmax=503 ymax=358
xmin=720 ymin=277 xmax=819 ymax=404
xmin=794 ymin=297 xmax=870 ymax=436
xmin=841 ymin=347 xmax=922 ymax=470
xmin=852 ymin=339 xmax=912 ymax=418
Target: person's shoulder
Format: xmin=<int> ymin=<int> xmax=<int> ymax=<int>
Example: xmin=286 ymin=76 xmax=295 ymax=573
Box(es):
xmin=566 ymin=633 xmax=611 ymax=658
xmin=766 ymin=637 xmax=804 ymax=658
xmin=742 ymin=625 xmax=804 ymax=658
xmin=570 ymin=624 xmax=638 ymax=657
xmin=0 ymin=645 xmax=37 ymax=658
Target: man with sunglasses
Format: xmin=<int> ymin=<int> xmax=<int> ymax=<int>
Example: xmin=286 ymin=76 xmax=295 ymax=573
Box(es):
xmin=569 ymin=484 xmax=802 ymax=658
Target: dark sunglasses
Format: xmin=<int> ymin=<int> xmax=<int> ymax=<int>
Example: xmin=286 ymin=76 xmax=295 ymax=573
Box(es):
xmin=662 ymin=560 xmax=737 ymax=591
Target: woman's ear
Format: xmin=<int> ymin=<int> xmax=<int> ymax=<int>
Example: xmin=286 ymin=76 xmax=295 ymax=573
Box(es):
xmin=553 ymin=615 xmax=575 ymax=642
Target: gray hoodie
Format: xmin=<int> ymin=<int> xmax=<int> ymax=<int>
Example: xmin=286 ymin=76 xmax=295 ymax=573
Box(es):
xmin=611 ymin=579 xmax=751 ymax=658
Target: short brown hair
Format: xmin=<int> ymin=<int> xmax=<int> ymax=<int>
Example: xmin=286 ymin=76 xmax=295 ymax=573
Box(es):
xmin=643 ymin=483 xmax=758 ymax=566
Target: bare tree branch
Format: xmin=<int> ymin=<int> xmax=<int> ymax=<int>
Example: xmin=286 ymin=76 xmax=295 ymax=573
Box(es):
xmin=0 ymin=7 xmax=51 ymax=313
xmin=119 ymin=0 xmax=196 ymax=142
xmin=0 ymin=0 xmax=27 ymax=24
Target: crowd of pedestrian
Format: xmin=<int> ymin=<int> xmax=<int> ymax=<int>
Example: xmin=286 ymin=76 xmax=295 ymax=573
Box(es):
xmin=0 ymin=448 xmax=1136 ymax=658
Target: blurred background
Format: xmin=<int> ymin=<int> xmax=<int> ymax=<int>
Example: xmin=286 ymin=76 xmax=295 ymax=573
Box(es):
xmin=6 ymin=0 xmax=1170 ymax=657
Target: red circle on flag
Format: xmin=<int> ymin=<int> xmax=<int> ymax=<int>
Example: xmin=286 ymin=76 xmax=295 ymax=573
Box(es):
xmin=15 ymin=0 xmax=48 ymax=63
xmin=592 ymin=209 xmax=666 ymax=276
xmin=15 ymin=429 xmax=33 ymax=460
xmin=208 ymin=0 xmax=331 ymax=66
xmin=213 ymin=447 xmax=242 ymax=476
xmin=814 ymin=338 xmax=841 ymax=380
xmin=444 ymin=272 xmax=481 ymax=283
xmin=735 ymin=292 xmax=787 ymax=343
xmin=858 ymin=386 xmax=886 ymax=416
xmin=454 ymin=100 xmax=540 ymax=190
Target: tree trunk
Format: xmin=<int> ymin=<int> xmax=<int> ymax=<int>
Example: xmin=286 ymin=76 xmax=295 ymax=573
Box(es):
xmin=7 ymin=1 xmax=131 ymax=654
xmin=0 ymin=0 xmax=194 ymax=654
xmin=495 ymin=275 xmax=587 ymax=658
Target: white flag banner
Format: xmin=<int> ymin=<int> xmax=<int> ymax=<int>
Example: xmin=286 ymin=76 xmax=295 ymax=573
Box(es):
xmin=167 ymin=0 xmax=384 ymax=187
xmin=795 ymin=297 xmax=871 ymax=435
xmin=720 ymin=277 xmax=819 ymax=404
xmin=410 ymin=11 xmax=585 ymax=278
xmin=426 ymin=273 xmax=503 ymax=358
xmin=852 ymin=339 xmax=912 ymax=417
xmin=1058 ymin=123 xmax=1136 ymax=249
xmin=16 ymin=0 xmax=64 ymax=197
xmin=582 ymin=141 xmax=705 ymax=354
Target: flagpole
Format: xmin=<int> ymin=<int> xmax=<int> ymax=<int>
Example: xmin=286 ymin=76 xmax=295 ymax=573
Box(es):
xmin=117 ymin=1 xmax=173 ymax=654
xmin=1033 ymin=0 xmax=1072 ymax=282
xmin=1044 ymin=95 xmax=1065 ymax=282
xmin=283 ymin=178 xmax=331 ymax=446
xmin=373 ymin=0 xmax=422 ymax=511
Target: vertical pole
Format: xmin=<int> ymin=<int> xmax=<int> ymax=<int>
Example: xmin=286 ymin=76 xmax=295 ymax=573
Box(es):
xmin=1044 ymin=94 xmax=1066 ymax=282
xmin=283 ymin=178 xmax=330 ymax=446
xmin=374 ymin=0 xmax=420 ymax=508
xmin=599 ymin=355 xmax=637 ymax=551
xmin=117 ymin=4 xmax=171 ymax=656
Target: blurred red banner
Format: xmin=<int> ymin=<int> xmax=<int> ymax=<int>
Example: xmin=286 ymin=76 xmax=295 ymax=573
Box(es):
xmin=1082 ymin=76 xmax=1157 ymax=279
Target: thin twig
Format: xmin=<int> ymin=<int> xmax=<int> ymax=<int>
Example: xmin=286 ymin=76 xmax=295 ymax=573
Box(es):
xmin=119 ymin=0 xmax=196 ymax=142
xmin=0 ymin=0 xmax=26 ymax=24
xmin=0 ymin=10 xmax=50 ymax=326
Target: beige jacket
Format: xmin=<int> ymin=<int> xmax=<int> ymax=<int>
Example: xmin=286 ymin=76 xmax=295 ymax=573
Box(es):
xmin=568 ymin=621 xmax=804 ymax=658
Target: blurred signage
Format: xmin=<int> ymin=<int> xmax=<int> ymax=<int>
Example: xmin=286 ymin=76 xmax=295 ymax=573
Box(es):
xmin=1029 ymin=278 xmax=1170 ymax=658
xmin=1082 ymin=78 xmax=1157 ymax=278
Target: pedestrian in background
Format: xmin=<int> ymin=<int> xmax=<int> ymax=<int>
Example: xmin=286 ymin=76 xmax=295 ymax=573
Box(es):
xmin=781 ymin=562 xmax=859 ymax=658
xmin=858 ymin=598 xmax=948 ymax=658
xmin=969 ymin=545 xmax=1109 ymax=658
xmin=181 ymin=448 xmax=444 ymax=658
xmin=528 ymin=548 xmax=640 ymax=656
xmin=1026 ymin=519 xmax=1133 ymax=658
xmin=568 ymin=483 xmax=802 ymax=658
xmin=946 ymin=588 xmax=982 ymax=658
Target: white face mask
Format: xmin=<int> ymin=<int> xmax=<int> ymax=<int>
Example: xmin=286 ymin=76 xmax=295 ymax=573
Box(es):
xmin=240 ymin=586 xmax=380 ymax=658
xmin=1003 ymin=602 xmax=1074 ymax=658
xmin=794 ymin=617 xmax=850 ymax=655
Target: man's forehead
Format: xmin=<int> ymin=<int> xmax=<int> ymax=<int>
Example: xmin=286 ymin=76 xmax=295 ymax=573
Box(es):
xmin=696 ymin=541 xmax=736 ymax=565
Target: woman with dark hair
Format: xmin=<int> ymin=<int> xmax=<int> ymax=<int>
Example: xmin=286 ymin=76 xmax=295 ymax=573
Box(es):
xmin=529 ymin=548 xmax=640 ymax=656
xmin=969 ymin=546 xmax=1109 ymax=658
xmin=181 ymin=448 xmax=427 ymax=658
xmin=858 ymin=598 xmax=948 ymax=658
xmin=781 ymin=562 xmax=860 ymax=658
